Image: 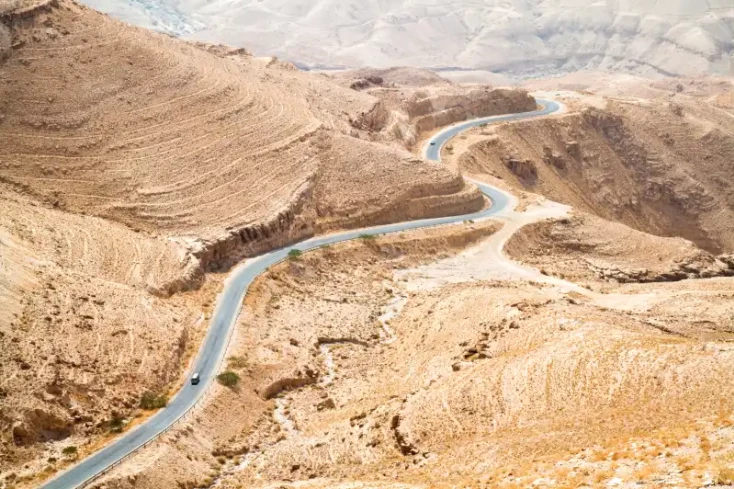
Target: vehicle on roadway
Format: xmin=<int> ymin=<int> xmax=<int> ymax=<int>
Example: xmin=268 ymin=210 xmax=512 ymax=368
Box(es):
xmin=190 ymin=373 xmax=200 ymax=385
xmin=430 ymin=141 xmax=436 ymax=145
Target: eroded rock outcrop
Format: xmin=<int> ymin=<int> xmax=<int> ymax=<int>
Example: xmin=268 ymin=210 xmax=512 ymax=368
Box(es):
xmin=259 ymin=366 xmax=320 ymax=400
xmin=410 ymin=89 xmax=536 ymax=134
xmin=587 ymin=253 xmax=734 ymax=284
xmin=12 ymin=409 xmax=72 ymax=446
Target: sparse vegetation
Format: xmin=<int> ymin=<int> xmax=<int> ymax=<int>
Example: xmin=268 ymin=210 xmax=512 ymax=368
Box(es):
xmin=6 ymin=3 xmax=734 ymax=482
xmin=109 ymin=416 xmax=125 ymax=433
xmin=140 ymin=391 xmax=168 ymax=410
xmin=217 ymin=371 xmax=240 ymax=387
xmin=227 ymin=355 xmax=248 ymax=370
xmin=61 ymin=446 xmax=78 ymax=457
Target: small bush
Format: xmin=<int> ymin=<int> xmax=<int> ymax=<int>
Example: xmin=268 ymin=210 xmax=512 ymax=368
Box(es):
xmin=217 ymin=371 xmax=240 ymax=388
xmin=140 ymin=391 xmax=168 ymax=410
xmin=287 ymin=249 xmax=302 ymax=260
xmin=62 ymin=446 xmax=78 ymax=457
xmin=109 ymin=416 xmax=125 ymax=433
xmin=359 ymin=234 xmax=377 ymax=241
xmin=227 ymin=355 xmax=248 ymax=370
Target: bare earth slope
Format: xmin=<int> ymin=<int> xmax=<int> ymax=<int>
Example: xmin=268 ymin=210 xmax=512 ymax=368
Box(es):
xmin=0 ymin=0 xmax=486 ymax=270
xmin=0 ymin=181 xmax=208 ymax=481
xmin=451 ymin=89 xmax=734 ymax=253
xmin=328 ymin=68 xmax=537 ymax=150
xmin=0 ymin=0 xmax=537 ymax=483
xmin=507 ymin=211 xmax=734 ymax=285
xmin=83 ymin=218 xmax=734 ymax=489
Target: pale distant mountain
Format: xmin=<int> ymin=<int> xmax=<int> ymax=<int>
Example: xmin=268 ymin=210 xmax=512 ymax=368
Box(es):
xmin=85 ymin=0 xmax=734 ymax=77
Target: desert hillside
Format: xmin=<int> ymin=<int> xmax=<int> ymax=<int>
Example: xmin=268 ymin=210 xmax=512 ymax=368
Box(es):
xmin=79 ymin=217 xmax=734 ymax=489
xmin=82 ymin=0 xmax=734 ymax=78
xmin=3 ymin=1 xmax=734 ymax=488
xmin=448 ymin=85 xmax=734 ymax=253
xmin=0 ymin=0 xmax=546 ymax=483
xmin=0 ymin=0 xmax=528 ymax=271
xmin=0 ymin=181 xmax=210 ymax=479
xmin=507 ymin=211 xmax=734 ymax=286
xmin=330 ymin=67 xmax=537 ymax=149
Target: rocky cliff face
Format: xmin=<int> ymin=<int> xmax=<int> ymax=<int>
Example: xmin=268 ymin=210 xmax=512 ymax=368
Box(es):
xmin=349 ymin=86 xmax=538 ymax=149
xmin=408 ymin=89 xmax=537 ymax=134
xmin=585 ymin=253 xmax=734 ymax=284
xmin=457 ymin=98 xmax=734 ymax=253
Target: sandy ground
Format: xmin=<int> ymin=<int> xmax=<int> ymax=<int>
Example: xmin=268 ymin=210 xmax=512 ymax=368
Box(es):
xmin=3 ymin=3 xmax=734 ymax=485
xmin=0 ymin=2 xmax=543 ymax=482
xmin=396 ymin=198 xmax=579 ymax=291
xmin=81 ymin=177 xmax=734 ymax=489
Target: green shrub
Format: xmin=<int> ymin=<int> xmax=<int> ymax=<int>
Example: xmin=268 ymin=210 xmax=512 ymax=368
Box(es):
xmin=359 ymin=234 xmax=377 ymax=241
xmin=287 ymin=249 xmax=302 ymax=260
xmin=217 ymin=371 xmax=240 ymax=388
xmin=140 ymin=391 xmax=168 ymax=410
xmin=109 ymin=416 xmax=125 ymax=433
xmin=227 ymin=355 xmax=248 ymax=370
xmin=62 ymin=446 xmax=78 ymax=457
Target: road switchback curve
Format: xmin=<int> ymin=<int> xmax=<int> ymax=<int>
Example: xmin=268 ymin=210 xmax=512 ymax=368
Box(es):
xmin=41 ymin=98 xmax=560 ymax=489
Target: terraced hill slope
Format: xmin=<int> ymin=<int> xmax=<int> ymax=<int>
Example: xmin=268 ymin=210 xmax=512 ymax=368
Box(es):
xmin=0 ymin=0 xmax=543 ymax=481
xmin=0 ymin=181 xmax=208 ymax=480
xmin=0 ymin=0 xmax=496 ymax=270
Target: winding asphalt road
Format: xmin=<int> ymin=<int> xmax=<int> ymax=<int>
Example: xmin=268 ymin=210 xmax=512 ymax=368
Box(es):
xmin=41 ymin=98 xmax=560 ymax=489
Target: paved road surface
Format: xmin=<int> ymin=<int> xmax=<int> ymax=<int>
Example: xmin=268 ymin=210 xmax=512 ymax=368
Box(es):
xmin=41 ymin=99 xmax=560 ymax=489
